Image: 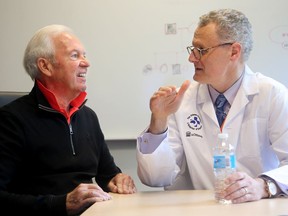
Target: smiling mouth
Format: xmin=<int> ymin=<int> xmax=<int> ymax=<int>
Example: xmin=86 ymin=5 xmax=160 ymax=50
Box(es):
xmin=78 ymin=73 xmax=86 ymax=77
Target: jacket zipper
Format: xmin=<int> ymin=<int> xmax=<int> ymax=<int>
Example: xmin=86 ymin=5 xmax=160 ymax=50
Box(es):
xmin=69 ymin=124 xmax=76 ymax=155
xmin=39 ymin=104 xmax=79 ymax=156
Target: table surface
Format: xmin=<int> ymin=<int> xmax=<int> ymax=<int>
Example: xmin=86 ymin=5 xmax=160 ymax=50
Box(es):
xmin=81 ymin=190 xmax=288 ymax=216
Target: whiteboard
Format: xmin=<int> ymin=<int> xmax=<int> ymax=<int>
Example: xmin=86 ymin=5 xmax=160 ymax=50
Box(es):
xmin=0 ymin=0 xmax=288 ymax=139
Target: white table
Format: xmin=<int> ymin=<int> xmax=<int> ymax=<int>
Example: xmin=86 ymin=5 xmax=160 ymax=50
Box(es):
xmin=81 ymin=190 xmax=288 ymax=216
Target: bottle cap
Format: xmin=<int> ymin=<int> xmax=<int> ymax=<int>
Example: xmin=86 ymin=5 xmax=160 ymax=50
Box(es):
xmin=218 ymin=133 xmax=228 ymax=139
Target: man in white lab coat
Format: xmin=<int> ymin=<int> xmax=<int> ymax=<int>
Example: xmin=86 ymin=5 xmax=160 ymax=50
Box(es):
xmin=136 ymin=8 xmax=288 ymax=203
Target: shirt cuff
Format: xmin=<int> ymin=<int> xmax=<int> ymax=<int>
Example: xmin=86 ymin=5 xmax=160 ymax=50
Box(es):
xmin=259 ymin=174 xmax=288 ymax=197
xmin=137 ymin=129 xmax=168 ymax=154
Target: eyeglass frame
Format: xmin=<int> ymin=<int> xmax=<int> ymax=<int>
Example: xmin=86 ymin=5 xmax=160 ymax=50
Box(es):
xmin=186 ymin=42 xmax=234 ymax=60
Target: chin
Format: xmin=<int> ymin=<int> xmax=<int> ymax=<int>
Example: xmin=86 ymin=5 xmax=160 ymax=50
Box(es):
xmin=193 ymin=74 xmax=200 ymax=82
xmin=193 ymin=75 xmax=206 ymax=84
xmin=80 ymin=85 xmax=87 ymax=91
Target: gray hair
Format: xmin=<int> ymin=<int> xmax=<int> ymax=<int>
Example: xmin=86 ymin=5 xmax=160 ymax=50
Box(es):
xmin=23 ymin=24 xmax=74 ymax=80
xmin=198 ymin=9 xmax=253 ymax=62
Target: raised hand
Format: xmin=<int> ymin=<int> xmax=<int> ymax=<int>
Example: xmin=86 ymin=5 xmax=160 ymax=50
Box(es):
xmin=149 ymin=80 xmax=190 ymax=134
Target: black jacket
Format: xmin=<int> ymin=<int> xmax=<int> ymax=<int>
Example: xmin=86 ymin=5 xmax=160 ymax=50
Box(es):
xmin=0 ymin=84 xmax=121 ymax=215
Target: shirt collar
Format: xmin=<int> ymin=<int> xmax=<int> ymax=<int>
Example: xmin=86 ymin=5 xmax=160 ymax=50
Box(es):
xmin=36 ymin=80 xmax=87 ymax=123
xmin=209 ymin=70 xmax=245 ymax=105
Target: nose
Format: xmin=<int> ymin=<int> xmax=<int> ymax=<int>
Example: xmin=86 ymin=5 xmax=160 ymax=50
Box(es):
xmin=188 ymin=53 xmax=199 ymax=63
xmin=80 ymin=56 xmax=90 ymax=67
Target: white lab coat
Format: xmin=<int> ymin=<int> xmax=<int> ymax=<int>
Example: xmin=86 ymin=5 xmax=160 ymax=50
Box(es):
xmin=137 ymin=66 xmax=288 ymax=194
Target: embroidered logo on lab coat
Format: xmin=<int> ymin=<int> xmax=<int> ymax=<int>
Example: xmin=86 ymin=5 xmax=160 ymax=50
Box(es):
xmin=186 ymin=114 xmax=203 ymax=137
xmin=187 ymin=114 xmax=202 ymax=130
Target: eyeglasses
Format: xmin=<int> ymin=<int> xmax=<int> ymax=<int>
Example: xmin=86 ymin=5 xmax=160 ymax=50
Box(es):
xmin=186 ymin=43 xmax=234 ymax=60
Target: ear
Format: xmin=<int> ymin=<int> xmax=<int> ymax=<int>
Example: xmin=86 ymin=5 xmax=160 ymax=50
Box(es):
xmin=37 ymin=58 xmax=53 ymax=77
xmin=230 ymin=43 xmax=242 ymax=61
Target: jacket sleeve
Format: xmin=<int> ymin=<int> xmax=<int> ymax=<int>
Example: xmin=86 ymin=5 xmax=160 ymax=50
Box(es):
xmin=89 ymin=109 xmax=122 ymax=191
xmin=262 ymin=81 xmax=288 ymax=196
xmin=95 ymin=139 xmax=122 ymax=192
xmin=0 ymin=191 xmax=67 ymax=215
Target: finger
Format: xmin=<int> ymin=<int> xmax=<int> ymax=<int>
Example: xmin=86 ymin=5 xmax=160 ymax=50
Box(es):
xmin=128 ymin=179 xmax=137 ymax=193
xmin=86 ymin=183 xmax=104 ymax=191
xmin=225 ymin=185 xmax=249 ymax=202
xmin=107 ymin=180 xmax=118 ymax=193
xmin=93 ymin=190 xmax=112 ymax=200
xmin=233 ymin=187 xmax=248 ymax=198
xmin=114 ymin=175 xmax=127 ymax=193
xmin=95 ymin=197 xmax=108 ymax=202
xmin=93 ymin=192 xmax=112 ymax=201
xmin=158 ymin=85 xmax=177 ymax=93
xmin=226 ymin=171 xmax=247 ymax=183
xmin=230 ymin=188 xmax=250 ymax=204
xmin=151 ymin=90 xmax=173 ymax=100
xmin=121 ymin=178 xmax=136 ymax=194
xmin=177 ymin=80 xmax=190 ymax=97
xmin=83 ymin=184 xmax=112 ymax=200
xmin=113 ymin=175 xmax=136 ymax=194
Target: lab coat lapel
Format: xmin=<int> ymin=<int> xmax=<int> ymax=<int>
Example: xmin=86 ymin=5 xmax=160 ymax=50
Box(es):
xmin=225 ymin=87 xmax=248 ymax=125
xmin=198 ymin=84 xmax=218 ymax=126
xmin=225 ymin=66 xmax=259 ymax=127
xmin=222 ymin=65 xmax=259 ymax=148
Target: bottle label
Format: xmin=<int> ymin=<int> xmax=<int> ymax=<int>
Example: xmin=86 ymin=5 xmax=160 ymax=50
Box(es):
xmin=214 ymin=155 xmax=236 ymax=169
xmin=230 ymin=154 xmax=236 ymax=169
xmin=213 ymin=155 xmax=226 ymax=168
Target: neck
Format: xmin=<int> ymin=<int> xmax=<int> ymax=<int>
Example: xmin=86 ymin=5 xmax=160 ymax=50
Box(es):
xmin=55 ymin=96 xmax=72 ymax=112
xmin=214 ymin=64 xmax=245 ymax=93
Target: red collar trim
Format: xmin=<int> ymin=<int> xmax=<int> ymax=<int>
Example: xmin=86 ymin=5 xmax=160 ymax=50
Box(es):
xmin=36 ymin=80 xmax=87 ymax=123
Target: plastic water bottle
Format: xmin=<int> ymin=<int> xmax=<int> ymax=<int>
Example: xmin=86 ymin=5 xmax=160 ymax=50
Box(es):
xmin=213 ymin=133 xmax=236 ymax=204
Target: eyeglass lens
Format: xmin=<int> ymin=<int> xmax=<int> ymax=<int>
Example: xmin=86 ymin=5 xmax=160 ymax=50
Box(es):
xmin=187 ymin=47 xmax=201 ymax=60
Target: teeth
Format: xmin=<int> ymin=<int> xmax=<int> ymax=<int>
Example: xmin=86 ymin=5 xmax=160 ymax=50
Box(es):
xmin=79 ymin=73 xmax=86 ymax=77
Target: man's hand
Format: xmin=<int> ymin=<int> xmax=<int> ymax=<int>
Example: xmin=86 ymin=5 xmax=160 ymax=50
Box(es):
xmin=107 ymin=173 xmax=137 ymax=194
xmin=66 ymin=183 xmax=111 ymax=215
xmin=223 ymin=172 xmax=267 ymax=203
xmin=149 ymin=80 xmax=190 ymax=134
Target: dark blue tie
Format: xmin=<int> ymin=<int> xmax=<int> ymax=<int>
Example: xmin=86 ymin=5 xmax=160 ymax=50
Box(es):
xmin=215 ymin=94 xmax=229 ymax=126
